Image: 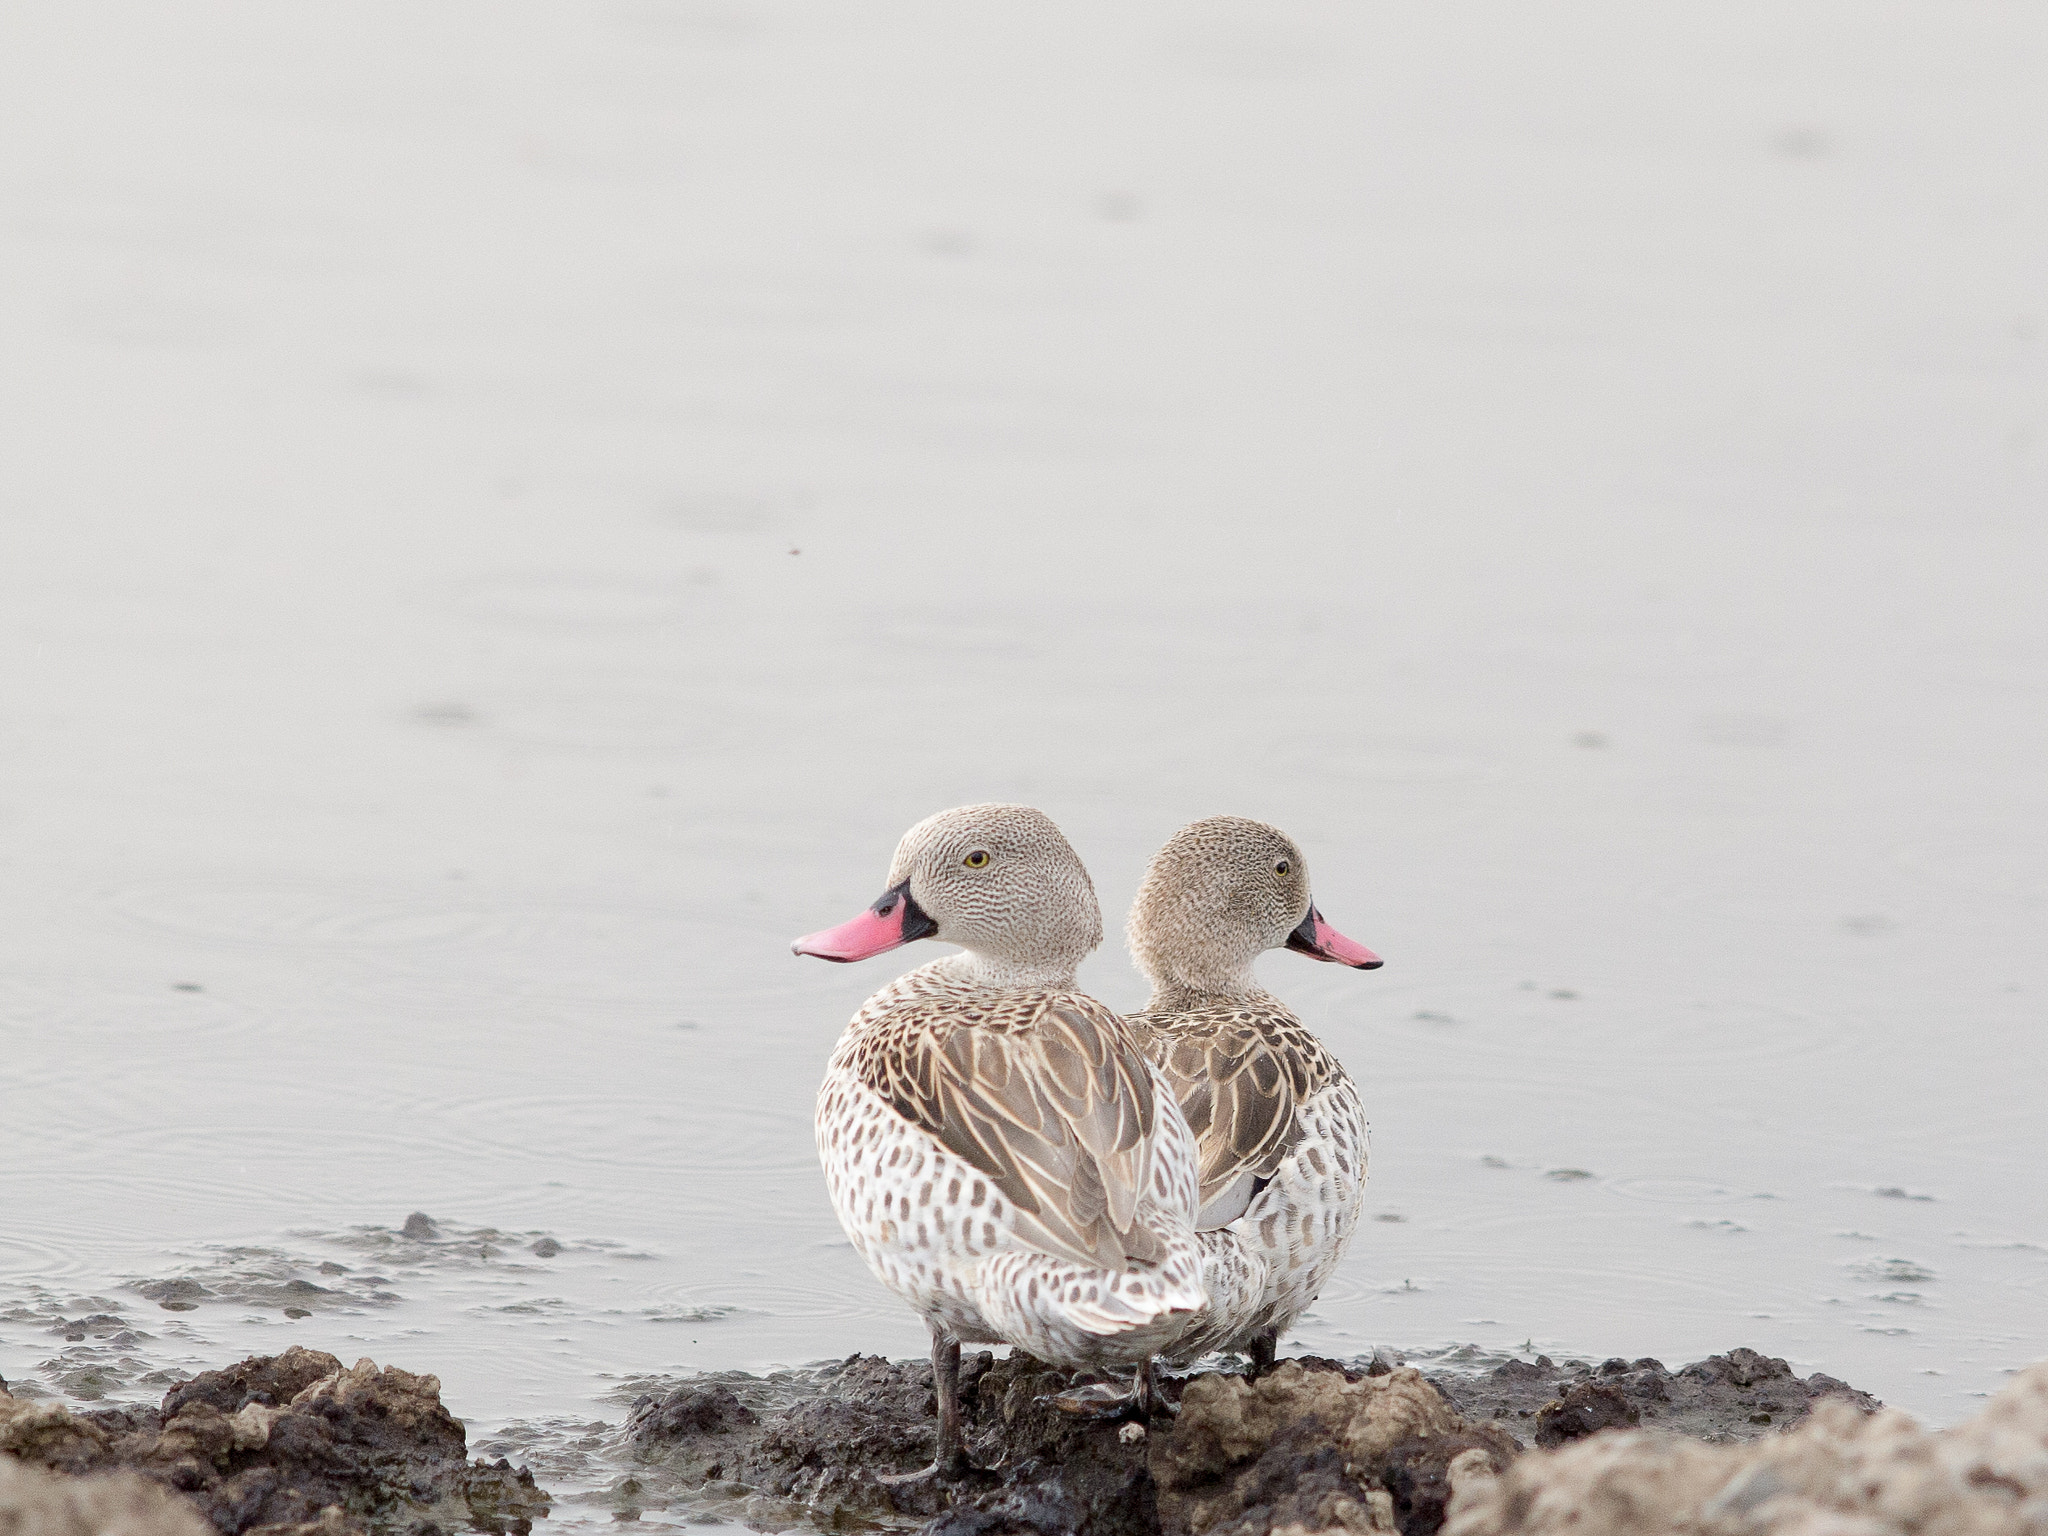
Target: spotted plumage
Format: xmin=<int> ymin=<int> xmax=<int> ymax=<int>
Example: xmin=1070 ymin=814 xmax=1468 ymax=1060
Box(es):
xmin=1126 ymin=999 xmax=1366 ymax=1360
xmin=1123 ymin=815 xmax=1380 ymax=1365
xmin=818 ymin=959 xmax=1205 ymax=1367
xmin=799 ymin=805 xmax=1206 ymax=1473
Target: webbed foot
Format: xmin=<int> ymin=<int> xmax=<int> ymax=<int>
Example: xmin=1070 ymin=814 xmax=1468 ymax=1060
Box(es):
xmin=1048 ymin=1363 xmax=1181 ymax=1420
xmin=876 ymin=1449 xmax=994 ymax=1486
xmin=1045 ymin=1381 xmax=1140 ymax=1419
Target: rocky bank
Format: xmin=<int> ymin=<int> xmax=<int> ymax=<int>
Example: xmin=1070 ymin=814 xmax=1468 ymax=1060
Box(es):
xmin=0 ymin=1347 xmax=546 ymax=1536
xmin=11 ymin=1344 xmax=2048 ymax=1536
xmin=614 ymin=1346 xmax=1883 ymax=1535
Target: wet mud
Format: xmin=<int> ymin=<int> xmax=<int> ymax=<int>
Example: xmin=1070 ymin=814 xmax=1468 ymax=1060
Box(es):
xmin=0 ymin=1341 xmax=1908 ymax=1536
xmin=616 ymin=1347 xmax=1881 ymax=1536
xmin=0 ymin=1347 xmax=546 ymax=1536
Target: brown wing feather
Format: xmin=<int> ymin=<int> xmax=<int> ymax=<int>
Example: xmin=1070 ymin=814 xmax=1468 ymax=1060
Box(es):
xmin=1129 ymin=1006 xmax=1333 ymax=1212
xmin=862 ymin=997 xmax=1161 ymax=1271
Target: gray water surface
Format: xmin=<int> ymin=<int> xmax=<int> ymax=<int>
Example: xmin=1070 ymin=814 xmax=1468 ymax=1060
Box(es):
xmin=3 ymin=0 xmax=2045 ymax=1489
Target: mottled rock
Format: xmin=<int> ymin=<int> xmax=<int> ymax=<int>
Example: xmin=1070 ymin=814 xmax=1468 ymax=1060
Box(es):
xmin=162 ymin=1352 xmax=347 ymax=1420
xmin=0 ymin=1454 xmax=214 ymax=1536
xmin=617 ymin=1347 xmax=1889 ymax=1536
xmin=1153 ymin=1363 xmax=1511 ymax=1536
xmin=1 ymin=1391 xmax=118 ymax=1474
xmin=1380 ymin=1433 xmax=1518 ymax=1536
xmin=1531 ymin=1383 xmax=1638 ymax=1448
xmin=932 ymin=1354 xmax=1157 ymax=1536
xmin=628 ymin=1351 xmax=1157 ymax=1533
xmin=1426 ymin=1349 xmax=1875 ymax=1444
xmin=1443 ymin=1360 xmax=2048 ymax=1536
xmin=0 ymin=1350 xmax=546 ymax=1535
xmin=623 ymin=1381 xmax=759 ymax=1482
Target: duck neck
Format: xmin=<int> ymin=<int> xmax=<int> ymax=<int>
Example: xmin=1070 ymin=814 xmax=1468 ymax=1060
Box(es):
xmin=938 ymin=949 xmax=1080 ymax=992
xmin=1144 ymin=964 xmax=1272 ymax=1013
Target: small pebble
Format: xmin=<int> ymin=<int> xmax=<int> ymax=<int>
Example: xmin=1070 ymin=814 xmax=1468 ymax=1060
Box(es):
xmin=1118 ymin=1422 xmax=1146 ymax=1444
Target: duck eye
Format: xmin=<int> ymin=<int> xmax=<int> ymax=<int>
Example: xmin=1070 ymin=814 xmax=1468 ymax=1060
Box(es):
xmin=1275 ymin=860 xmax=1291 ymax=876
xmin=963 ymin=850 xmax=990 ymax=869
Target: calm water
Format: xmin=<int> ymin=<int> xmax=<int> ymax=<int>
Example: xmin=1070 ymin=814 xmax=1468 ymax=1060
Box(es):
xmin=3 ymin=0 xmax=2044 ymax=1498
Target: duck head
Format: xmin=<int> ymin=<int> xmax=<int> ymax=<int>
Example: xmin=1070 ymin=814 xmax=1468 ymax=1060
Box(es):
xmin=792 ymin=803 xmax=1103 ymax=988
xmin=1127 ymin=815 xmax=1381 ymax=1005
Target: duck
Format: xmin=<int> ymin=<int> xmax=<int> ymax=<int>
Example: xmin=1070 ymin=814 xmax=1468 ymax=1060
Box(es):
xmin=794 ymin=803 xmax=1207 ymax=1478
xmin=1122 ymin=815 xmax=1381 ymax=1372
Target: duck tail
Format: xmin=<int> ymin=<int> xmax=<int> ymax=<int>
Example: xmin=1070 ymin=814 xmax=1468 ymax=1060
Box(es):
xmin=1064 ymin=1269 xmax=1205 ymax=1335
xmin=1161 ymin=1227 xmax=1270 ymax=1363
xmin=968 ymin=1240 xmax=1208 ymax=1351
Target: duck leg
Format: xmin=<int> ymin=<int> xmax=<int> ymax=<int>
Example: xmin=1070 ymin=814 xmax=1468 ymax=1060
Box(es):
xmin=879 ymin=1328 xmax=982 ymax=1484
xmin=1247 ymin=1329 xmax=1279 ymax=1376
xmin=1135 ymin=1358 xmax=1179 ymax=1417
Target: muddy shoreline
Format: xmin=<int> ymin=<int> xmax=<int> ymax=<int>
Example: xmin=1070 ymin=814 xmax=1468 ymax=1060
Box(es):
xmin=3 ymin=1343 xmax=1889 ymax=1536
xmin=613 ymin=1345 xmax=1879 ymax=1534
